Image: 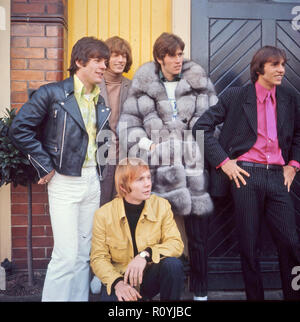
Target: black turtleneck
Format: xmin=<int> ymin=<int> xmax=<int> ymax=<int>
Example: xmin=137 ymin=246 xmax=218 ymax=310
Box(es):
xmin=123 ymin=199 xmax=145 ymax=256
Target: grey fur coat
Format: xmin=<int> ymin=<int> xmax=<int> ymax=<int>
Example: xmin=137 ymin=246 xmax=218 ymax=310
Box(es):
xmin=118 ymin=60 xmax=218 ymax=216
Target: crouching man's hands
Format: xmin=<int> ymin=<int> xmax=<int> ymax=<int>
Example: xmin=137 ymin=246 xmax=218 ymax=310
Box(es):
xmin=114 ymin=280 xmax=142 ymax=302
xmin=124 ymin=253 xmax=148 ymax=287
xmin=115 ymin=252 xmax=149 ymax=301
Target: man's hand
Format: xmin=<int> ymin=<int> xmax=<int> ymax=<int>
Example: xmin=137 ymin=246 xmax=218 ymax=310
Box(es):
xmin=124 ymin=254 xmax=148 ymax=287
xmin=221 ymin=159 xmax=250 ymax=188
xmin=283 ymin=165 xmax=297 ymax=192
xmin=114 ymin=280 xmax=142 ymax=302
xmin=38 ymin=169 xmax=55 ymax=185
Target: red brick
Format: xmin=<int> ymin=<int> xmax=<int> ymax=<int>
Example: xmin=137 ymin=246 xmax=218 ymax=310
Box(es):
xmin=12 ymin=185 xmax=27 ymax=193
xmin=12 ymin=238 xmax=27 ymax=248
xmin=12 ymin=227 xmax=26 ymax=237
xmin=11 ymin=192 xmax=28 ymax=203
xmin=11 ymin=91 xmax=28 ymax=103
xmin=11 ymin=59 xmax=27 ymax=69
xmin=46 ymin=71 xmax=63 ymax=81
xmin=47 ymin=48 xmax=63 ymax=59
xmin=46 ymin=25 xmax=63 ymax=37
xmin=11 ymin=215 xmax=27 ymax=225
xmin=11 ymin=24 xmax=45 ymax=37
xmin=33 ymin=259 xmax=49 ymax=269
xmin=46 ymin=248 xmax=53 ymax=258
xmin=32 ymin=226 xmax=46 ymax=236
xmin=11 ymin=81 xmax=27 ymax=92
xmin=29 ymin=37 xmax=63 ymax=48
xmin=12 ymin=249 xmax=27 ymax=259
xmin=47 ymin=3 xmax=64 ymax=14
xmin=11 ymin=204 xmax=28 ymax=215
xmin=46 ymin=226 xmax=53 ymax=236
xmin=12 ymin=3 xmax=46 ymax=14
xmin=12 ymin=260 xmax=27 ymax=270
xmin=31 ymin=0 xmax=59 ymax=3
xmin=32 ymin=193 xmax=48 ymax=203
xmin=11 ymin=47 xmax=45 ymax=59
xmin=11 ymin=37 xmax=28 ymax=48
xmin=32 ymin=215 xmax=51 ymax=226
xmin=11 ymin=70 xmax=45 ymax=81
xmin=13 ymin=248 xmax=46 ymax=259
xmin=32 ymin=184 xmax=46 ymax=192
xmin=32 ymin=203 xmax=47 ymax=215
xmin=32 ymin=237 xmax=53 ymax=247
xmin=29 ymin=59 xmax=63 ymax=70
xmin=32 ymin=248 xmax=47 ymax=258
xmin=29 ymin=81 xmax=51 ymax=89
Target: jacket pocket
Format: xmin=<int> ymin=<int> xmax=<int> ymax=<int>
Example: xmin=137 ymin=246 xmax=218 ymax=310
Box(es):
xmin=106 ymin=237 xmax=128 ymax=263
xmin=146 ymin=234 xmax=161 ymax=247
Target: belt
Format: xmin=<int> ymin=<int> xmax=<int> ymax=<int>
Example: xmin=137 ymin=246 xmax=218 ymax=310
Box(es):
xmin=237 ymin=161 xmax=283 ymax=170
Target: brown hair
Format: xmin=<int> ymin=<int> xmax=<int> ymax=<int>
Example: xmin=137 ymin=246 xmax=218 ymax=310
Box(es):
xmin=68 ymin=37 xmax=110 ymax=76
xmin=115 ymin=158 xmax=150 ymax=198
xmin=105 ymin=36 xmax=133 ymax=73
xmin=250 ymin=46 xmax=287 ymax=83
xmin=153 ymin=32 xmax=185 ymax=66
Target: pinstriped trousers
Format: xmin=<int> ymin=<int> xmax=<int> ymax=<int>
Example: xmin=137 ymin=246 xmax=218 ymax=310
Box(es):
xmin=231 ymin=166 xmax=300 ymax=300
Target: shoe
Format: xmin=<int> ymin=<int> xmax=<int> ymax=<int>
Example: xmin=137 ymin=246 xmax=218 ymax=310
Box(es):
xmin=90 ymin=276 xmax=102 ymax=294
xmin=193 ymin=295 xmax=208 ymax=301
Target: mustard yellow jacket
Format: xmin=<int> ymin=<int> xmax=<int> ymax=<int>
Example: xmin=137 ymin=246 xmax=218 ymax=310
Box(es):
xmin=90 ymin=194 xmax=184 ymax=295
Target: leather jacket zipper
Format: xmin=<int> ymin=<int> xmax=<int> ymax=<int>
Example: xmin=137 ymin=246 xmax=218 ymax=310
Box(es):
xmin=59 ymin=111 xmax=67 ymax=169
xmin=97 ymin=109 xmax=111 ymax=179
xmin=28 ymin=154 xmax=49 ymax=178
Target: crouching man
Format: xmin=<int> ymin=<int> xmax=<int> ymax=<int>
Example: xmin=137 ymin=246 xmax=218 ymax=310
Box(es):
xmin=90 ymin=157 xmax=184 ymax=301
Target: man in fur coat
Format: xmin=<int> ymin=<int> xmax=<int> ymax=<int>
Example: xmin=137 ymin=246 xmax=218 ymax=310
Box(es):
xmin=118 ymin=32 xmax=218 ymax=300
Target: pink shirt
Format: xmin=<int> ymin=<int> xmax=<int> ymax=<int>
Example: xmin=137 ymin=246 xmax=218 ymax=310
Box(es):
xmin=217 ymin=82 xmax=300 ymax=169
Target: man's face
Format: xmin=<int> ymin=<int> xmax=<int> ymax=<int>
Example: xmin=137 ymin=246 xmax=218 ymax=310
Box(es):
xmin=158 ymin=48 xmax=184 ymax=81
xmin=124 ymin=169 xmax=152 ymax=205
xmin=75 ymin=57 xmax=107 ymax=90
xmin=257 ymin=58 xmax=285 ymax=90
xmin=108 ymin=52 xmax=127 ymax=74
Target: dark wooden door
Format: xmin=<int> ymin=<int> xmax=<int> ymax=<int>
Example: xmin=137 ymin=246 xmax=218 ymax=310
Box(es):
xmin=191 ymin=0 xmax=300 ymax=290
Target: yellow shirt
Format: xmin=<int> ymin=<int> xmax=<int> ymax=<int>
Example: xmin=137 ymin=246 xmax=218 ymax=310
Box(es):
xmin=90 ymin=194 xmax=184 ymax=295
xmin=74 ymin=75 xmax=100 ymax=167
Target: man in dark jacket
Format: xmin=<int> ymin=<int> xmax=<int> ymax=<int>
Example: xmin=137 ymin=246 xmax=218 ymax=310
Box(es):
xmin=193 ymin=46 xmax=300 ymax=300
xmin=9 ymin=37 xmax=111 ymax=301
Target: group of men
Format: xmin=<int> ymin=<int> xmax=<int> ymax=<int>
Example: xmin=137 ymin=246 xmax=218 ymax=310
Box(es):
xmin=8 ymin=31 xmax=300 ymax=301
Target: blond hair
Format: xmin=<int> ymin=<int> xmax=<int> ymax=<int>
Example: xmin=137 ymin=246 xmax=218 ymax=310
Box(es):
xmin=115 ymin=158 xmax=149 ymax=198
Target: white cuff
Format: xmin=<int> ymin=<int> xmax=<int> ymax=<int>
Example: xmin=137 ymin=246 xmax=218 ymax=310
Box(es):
xmin=138 ymin=137 xmax=154 ymax=151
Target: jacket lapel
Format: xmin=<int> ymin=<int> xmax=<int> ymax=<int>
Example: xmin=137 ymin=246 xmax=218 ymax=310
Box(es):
xmin=276 ymin=86 xmax=287 ymax=134
xmin=61 ymin=77 xmax=87 ymax=133
xmin=242 ymin=84 xmax=258 ymax=134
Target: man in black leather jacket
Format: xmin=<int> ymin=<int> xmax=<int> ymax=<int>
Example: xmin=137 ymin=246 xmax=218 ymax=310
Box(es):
xmin=9 ymin=37 xmax=111 ymax=301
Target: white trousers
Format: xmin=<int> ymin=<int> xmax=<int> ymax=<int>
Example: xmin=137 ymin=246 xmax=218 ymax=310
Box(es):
xmin=42 ymin=167 xmax=100 ymax=302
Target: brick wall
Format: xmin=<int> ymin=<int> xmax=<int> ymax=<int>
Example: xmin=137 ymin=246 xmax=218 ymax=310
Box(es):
xmin=10 ymin=0 xmax=68 ymax=270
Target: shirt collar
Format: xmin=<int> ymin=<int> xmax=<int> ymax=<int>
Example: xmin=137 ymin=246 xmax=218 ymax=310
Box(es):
xmin=117 ymin=196 xmax=158 ymax=222
xmin=159 ymin=69 xmax=182 ymax=83
xmin=255 ymin=81 xmax=276 ymax=104
xmin=74 ymin=74 xmax=100 ymax=100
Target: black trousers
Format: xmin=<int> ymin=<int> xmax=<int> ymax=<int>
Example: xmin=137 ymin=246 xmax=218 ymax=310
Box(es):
xmin=184 ymin=215 xmax=209 ymax=296
xmin=99 ymin=257 xmax=184 ymax=301
xmin=231 ymin=166 xmax=300 ymax=300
